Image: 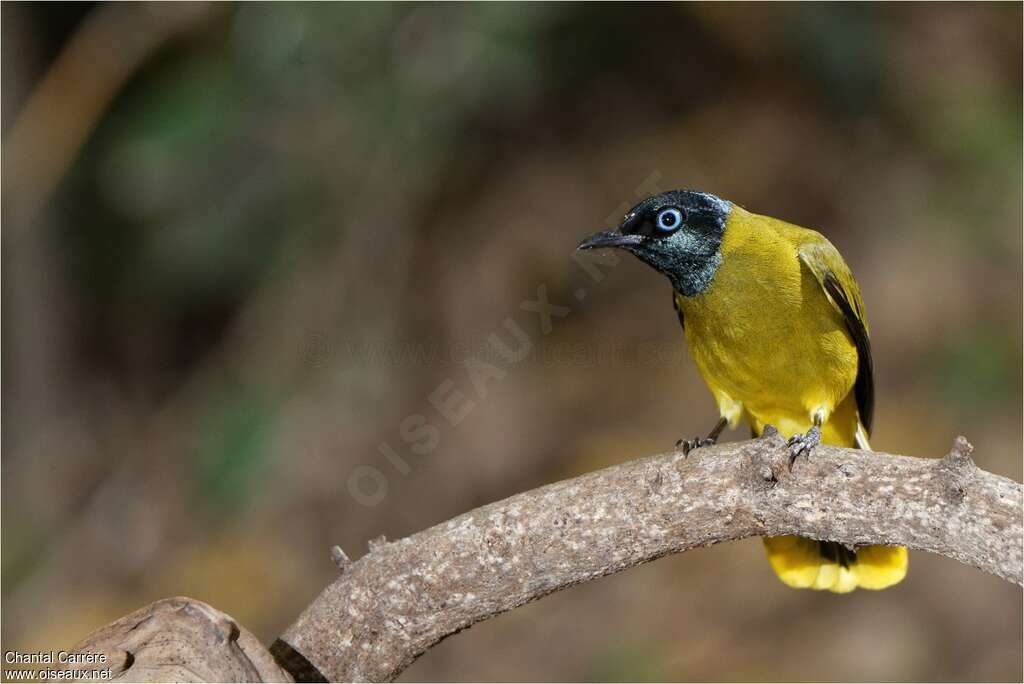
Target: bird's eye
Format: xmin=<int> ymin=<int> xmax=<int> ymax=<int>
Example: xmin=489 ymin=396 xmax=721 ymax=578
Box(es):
xmin=656 ymin=207 xmax=684 ymax=233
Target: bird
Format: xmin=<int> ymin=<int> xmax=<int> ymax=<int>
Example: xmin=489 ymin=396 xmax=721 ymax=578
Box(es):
xmin=577 ymin=189 xmax=907 ymax=592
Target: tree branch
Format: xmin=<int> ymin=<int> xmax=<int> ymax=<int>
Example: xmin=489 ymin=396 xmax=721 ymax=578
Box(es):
xmin=67 ymin=596 xmax=291 ymax=683
xmin=275 ymin=433 xmax=1022 ymax=682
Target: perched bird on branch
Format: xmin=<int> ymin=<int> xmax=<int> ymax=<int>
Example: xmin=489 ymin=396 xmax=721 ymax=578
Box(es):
xmin=578 ymin=189 xmax=907 ymax=592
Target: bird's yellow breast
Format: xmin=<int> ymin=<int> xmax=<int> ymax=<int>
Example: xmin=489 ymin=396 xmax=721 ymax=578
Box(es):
xmin=676 ymin=206 xmax=859 ymax=443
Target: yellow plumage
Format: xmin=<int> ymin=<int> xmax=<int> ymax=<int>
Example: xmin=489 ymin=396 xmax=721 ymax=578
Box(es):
xmin=579 ymin=190 xmax=908 ymax=592
xmin=676 ymin=205 xmax=908 ymax=592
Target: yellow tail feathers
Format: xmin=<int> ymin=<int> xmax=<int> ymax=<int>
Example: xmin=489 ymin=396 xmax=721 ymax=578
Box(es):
xmin=763 ymin=536 xmax=908 ymax=593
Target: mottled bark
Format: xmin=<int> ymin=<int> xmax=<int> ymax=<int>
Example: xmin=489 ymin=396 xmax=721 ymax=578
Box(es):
xmin=65 ymin=434 xmax=1021 ymax=683
xmin=278 ymin=434 xmax=1022 ymax=682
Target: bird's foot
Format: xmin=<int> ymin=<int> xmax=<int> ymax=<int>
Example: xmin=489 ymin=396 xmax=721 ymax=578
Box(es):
xmin=676 ymin=436 xmax=715 ymax=457
xmin=786 ymin=425 xmax=821 ymax=468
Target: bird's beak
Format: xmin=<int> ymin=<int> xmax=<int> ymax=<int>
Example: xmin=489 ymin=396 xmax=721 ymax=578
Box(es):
xmin=576 ymin=231 xmax=645 ymax=251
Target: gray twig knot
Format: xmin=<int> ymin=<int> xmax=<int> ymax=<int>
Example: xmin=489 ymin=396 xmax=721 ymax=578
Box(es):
xmin=331 ymin=545 xmax=351 ymax=571
xmin=746 ymin=425 xmax=789 ymax=486
xmin=838 ymin=463 xmax=858 ymax=478
xmin=937 ymin=435 xmax=977 ymax=503
xmin=942 ymin=436 xmax=976 ymax=468
xmin=645 ymin=467 xmax=664 ymax=494
xmin=748 ymin=448 xmax=781 ymax=491
xmin=760 ymin=425 xmax=786 ymax=450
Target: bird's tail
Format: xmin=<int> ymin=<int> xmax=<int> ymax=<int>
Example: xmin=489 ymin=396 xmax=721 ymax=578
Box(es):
xmin=762 ymin=536 xmax=908 ymax=593
xmin=759 ymin=410 xmax=908 ymax=593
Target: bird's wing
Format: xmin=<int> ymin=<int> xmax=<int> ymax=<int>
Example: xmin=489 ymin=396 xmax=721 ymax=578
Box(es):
xmin=798 ymin=239 xmax=874 ymax=435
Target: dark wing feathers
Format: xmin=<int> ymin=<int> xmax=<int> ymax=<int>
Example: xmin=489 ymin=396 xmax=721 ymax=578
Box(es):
xmin=822 ymin=272 xmax=874 ymax=433
xmin=673 ymin=240 xmax=873 ymax=435
xmin=798 ymin=241 xmax=874 ymax=435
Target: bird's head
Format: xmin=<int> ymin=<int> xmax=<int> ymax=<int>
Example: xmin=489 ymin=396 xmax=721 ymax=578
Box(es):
xmin=577 ymin=189 xmax=732 ymax=297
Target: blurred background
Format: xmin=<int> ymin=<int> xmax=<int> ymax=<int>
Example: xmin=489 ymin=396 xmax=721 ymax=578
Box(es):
xmin=2 ymin=2 xmax=1021 ymax=681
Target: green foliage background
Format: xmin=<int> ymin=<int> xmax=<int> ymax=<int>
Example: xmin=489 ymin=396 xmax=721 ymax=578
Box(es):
xmin=3 ymin=3 xmax=1021 ymax=681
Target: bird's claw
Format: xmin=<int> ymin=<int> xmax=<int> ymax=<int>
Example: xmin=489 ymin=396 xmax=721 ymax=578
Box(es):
xmin=677 ymin=436 xmax=715 ymax=457
xmin=786 ymin=425 xmax=821 ymax=468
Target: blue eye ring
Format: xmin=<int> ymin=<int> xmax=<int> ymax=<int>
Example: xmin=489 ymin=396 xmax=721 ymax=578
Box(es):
xmin=656 ymin=207 xmax=684 ymax=232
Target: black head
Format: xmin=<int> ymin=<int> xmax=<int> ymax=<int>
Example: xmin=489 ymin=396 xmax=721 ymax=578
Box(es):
xmin=577 ymin=189 xmax=731 ymax=296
